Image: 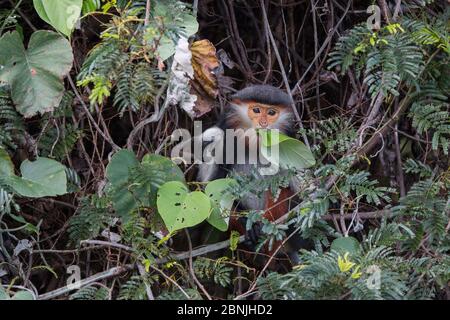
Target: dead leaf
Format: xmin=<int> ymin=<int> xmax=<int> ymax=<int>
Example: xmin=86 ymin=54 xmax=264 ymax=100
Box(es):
xmin=191 ymin=39 xmax=220 ymax=99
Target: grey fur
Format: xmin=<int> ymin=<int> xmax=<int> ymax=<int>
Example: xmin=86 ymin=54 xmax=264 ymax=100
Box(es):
xmin=230 ymin=85 xmax=293 ymax=106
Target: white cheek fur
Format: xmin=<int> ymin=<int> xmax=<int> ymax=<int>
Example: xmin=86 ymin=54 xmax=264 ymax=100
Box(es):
xmin=229 ymin=102 xmax=253 ymax=128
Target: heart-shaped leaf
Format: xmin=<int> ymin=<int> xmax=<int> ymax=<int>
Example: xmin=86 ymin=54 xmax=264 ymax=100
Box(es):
xmin=205 ymin=178 xmax=237 ymax=231
xmin=6 ymin=157 xmax=68 ymax=198
xmin=157 ymin=181 xmax=211 ymax=233
xmin=260 ymin=130 xmax=316 ymax=171
xmin=33 ymin=0 xmax=82 ymax=37
xmin=0 ymin=31 xmax=73 ymax=117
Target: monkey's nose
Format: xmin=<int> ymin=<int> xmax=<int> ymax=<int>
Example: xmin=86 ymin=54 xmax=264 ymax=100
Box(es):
xmin=259 ymin=120 xmax=268 ymax=127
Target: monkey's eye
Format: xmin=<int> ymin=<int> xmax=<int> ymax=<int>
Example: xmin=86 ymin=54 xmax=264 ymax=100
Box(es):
xmin=252 ymin=107 xmax=261 ymax=114
xmin=267 ymin=109 xmax=277 ymax=116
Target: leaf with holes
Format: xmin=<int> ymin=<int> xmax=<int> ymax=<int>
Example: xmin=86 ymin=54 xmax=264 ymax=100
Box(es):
xmin=157 ymin=181 xmax=211 ymax=233
xmin=205 ymin=178 xmax=237 ymax=231
xmin=0 ymin=31 xmax=73 ymax=117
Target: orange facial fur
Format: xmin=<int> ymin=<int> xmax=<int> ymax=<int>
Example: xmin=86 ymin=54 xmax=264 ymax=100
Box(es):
xmin=246 ymin=102 xmax=282 ymax=128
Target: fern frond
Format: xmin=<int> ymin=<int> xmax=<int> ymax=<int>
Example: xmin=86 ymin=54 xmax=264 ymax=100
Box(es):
xmin=68 ymin=197 xmax=113 ymax=244
xmin=0 ymin=86 xmax=24 ymax=150
xmin=70 ymin=285 xmax=109 ymax=300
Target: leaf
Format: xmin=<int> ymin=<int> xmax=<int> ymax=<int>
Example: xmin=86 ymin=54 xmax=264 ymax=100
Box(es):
xmin=6 ymin=158 xmax=68 ymax=198
xmin=8 ymin=213 xmax=39 ymax=234
xmin=106 ymin=150 xmax=139 ymax=218
xmin=33 ymin=0 xmax=83 ymax=37
xmin=141 ymin=154 xmax=185 ymax=184
xmin=11 ymin=290 xmax=35 ymax=300
xmin=260 ymin=130 xmax=316 ymax=171
xmin=205 ymin=178 xmax=237 ymax=231
xmin=0 ymin=31 xmax=73 ymax=117
xmin=157 ymin=181 xmax=211 ymax=233
xmin=82 ymin=0 xmax=101 ymax=14
xmin=337 ymin=252 xmax=356 ymax=273
xmin=331 ymin=236 xmax=361 ymax=256
xmin=157 ymin=35 xmax=177 ymax=61
xmin=191 ymin=39 xmax=220 ymax=93
xmin=106 ymin=151 xmax=185 ymax=220
xmin=190 ymin=39 xmax=220 ymax=117
xmin=106 ymin=150 xmax=139 ymax=187
xmin=0 ymin=287 xmax=10 ymax=300
xmin=181 ymin=13 xmax=199 ymax=38
xmin=134 ymin=153 xmax=186 ymax=207
xmin=0 ymin=148 xmax=14 ymax=177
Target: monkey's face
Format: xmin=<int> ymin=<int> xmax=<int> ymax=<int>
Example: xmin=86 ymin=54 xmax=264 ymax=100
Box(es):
xmin=227 ymin=100 xmax=294 ymax=132
xmin=246 ymin=102 xmax=282 ymax=128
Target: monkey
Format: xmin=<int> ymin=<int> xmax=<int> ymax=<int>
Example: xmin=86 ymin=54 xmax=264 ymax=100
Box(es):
xmin=197 ymin=84 xmax=312 ymax=267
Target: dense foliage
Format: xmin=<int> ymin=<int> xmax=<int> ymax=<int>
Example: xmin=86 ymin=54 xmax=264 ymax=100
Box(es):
xmin=0 ymin=0 xmax=449 ymax=300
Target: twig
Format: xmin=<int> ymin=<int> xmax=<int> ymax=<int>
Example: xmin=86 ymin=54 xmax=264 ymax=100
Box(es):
xmin=38 ymin=264 xmax=134 ymax=300
xmin=68 ymin=76 xmax=120 ymax=151
xmin=377 ymin=0 xmax=392 ymax=23
xmin=185 ymin=230 xmax=212 ymax=300
xmin=1 ymin=0 xmax=24 ymax=34
xmin=291 ymin=0 xmax=352 ymax=94
xmin=137 ymin=263 xmax=155 ymax=300
xmin=260 ymin=0 xmax=310 ymax=148
xmin=394 ymin=122 xmax=406 ymax=197
xmin=323 ymin=209 xmax=393 ymax=221
xmin=144 ymin=0 xmax=151 ymax=26
xmin=80 ymin=240 xmax=133 ymax=252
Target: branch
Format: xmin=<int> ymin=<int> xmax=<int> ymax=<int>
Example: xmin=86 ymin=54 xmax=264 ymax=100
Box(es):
xmin=37 ymin=264 xmax=134 ymax=300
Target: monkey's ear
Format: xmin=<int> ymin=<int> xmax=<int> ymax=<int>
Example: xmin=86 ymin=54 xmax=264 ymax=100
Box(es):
xmin=230 ymin=98 xmax=243 ymax=105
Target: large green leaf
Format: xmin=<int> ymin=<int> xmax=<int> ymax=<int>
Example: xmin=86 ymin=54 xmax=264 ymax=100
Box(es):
xmin=6 ymin=157 xmax=68 ymax=198
xmin=205 ymin=178 xmax=237 ymax=231
xmin=141 ymin=154 xmax=185 ymax=184
xmin=127 ymin=153 xmax=186 ymax=211
xmin=157 ymin=181 xmax=211 ymax=233
xmin=0 ymin=31 xmax=73 ymax=117
xmin=260 ymin=130 xmax=316 ymax=171
xmin=106 ymin=151 xmax=185 ymax=220
xmin=106 ymin=150 xmax=139 ymax=218
xmin=106 ymin=150 xmax=139 ymax=187
xmin=33 ymin=0 xmax=83 ymax=37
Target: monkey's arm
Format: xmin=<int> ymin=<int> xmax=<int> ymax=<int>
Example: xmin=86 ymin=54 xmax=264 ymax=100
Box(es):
xmin=197 ymin=127 xmax=227 ymax=182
